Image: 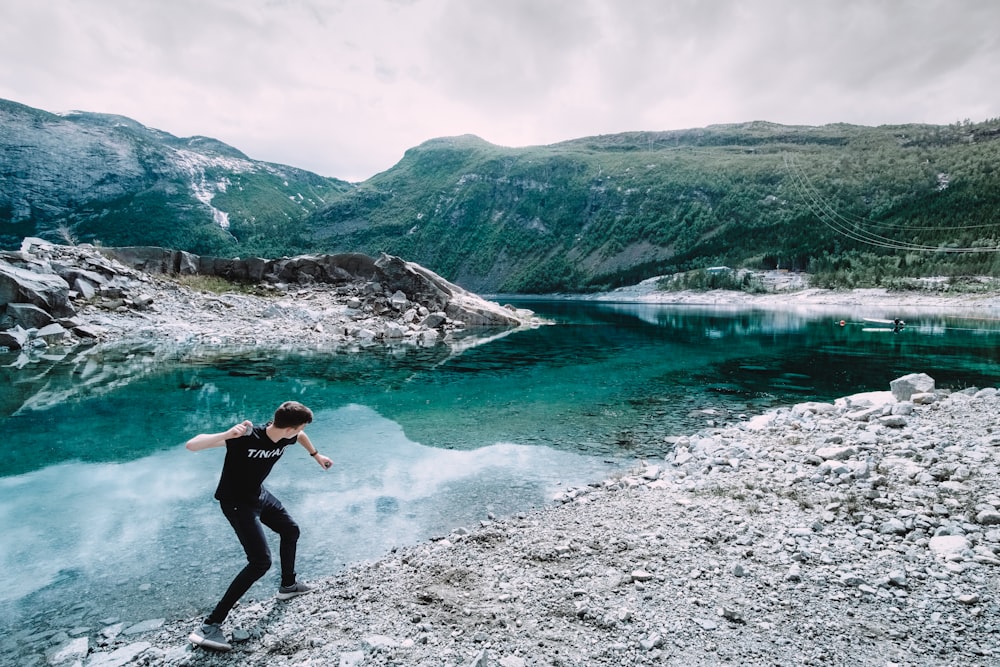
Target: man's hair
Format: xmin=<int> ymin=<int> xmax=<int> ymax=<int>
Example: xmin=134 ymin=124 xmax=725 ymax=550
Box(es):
xmin=272 ymin=401 xmax=313 ymax=428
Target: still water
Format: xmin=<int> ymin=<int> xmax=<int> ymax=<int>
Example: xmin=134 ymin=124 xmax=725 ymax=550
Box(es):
xmin=1 ymin=299 xmax=999 ymax=637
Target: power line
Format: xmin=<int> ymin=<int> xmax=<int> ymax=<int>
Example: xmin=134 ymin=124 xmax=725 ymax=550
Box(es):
xmin=783 ymin=154 xmax=1000 ymax=254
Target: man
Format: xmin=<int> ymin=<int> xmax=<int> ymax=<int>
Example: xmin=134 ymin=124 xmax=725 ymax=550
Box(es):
xmin=185 ymin=400 xmax=333 ymax=652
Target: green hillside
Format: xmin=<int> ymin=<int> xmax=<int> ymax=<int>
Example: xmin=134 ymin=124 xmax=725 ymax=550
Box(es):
xmin=0 ymin=99 xmax=352 ymax=256
xmin=306 ymin=121 xmax=1000 ymax=292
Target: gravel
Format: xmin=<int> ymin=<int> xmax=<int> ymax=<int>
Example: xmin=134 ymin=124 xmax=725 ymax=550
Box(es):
xmin=50 ymin=377 xmax=1000 ymax=667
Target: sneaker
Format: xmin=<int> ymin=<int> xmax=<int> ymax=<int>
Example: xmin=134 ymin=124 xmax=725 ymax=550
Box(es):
xmin=189 ymin=622 xmax=232 ymax=652
xmin=276 ymin=580 xmax=314 ymax=600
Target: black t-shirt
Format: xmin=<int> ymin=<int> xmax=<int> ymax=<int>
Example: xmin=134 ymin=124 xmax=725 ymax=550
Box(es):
xmin=214 ymin=423 xmax=299 ymax=503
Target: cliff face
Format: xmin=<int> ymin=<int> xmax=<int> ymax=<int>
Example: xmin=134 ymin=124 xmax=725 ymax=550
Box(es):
xmin=0 ymin=99 xmax=350 ymax=254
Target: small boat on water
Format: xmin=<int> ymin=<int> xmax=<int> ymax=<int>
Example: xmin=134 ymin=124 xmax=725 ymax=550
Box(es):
xmin=862 ymin=317 xmax=905 ymax=331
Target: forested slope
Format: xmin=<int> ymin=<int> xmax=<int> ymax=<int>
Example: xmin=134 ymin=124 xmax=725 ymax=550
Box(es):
xmin=307 ymin=121 xmax=1000 ymax=292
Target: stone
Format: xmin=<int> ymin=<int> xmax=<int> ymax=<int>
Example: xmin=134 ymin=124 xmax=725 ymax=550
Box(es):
xmin=815 ymin=446 xmax=858 ymax=461
xmin=35 ymin=322 xmax=69 ymax=344
xmin=384 ymin=323 xmax=406 ymax=338
xmin=132 ymin=293 xmax=154 ymax=310
xmin=363 ymin=634 xmax=398 ymax=650
xmin=929 ymin=535 xmax=970 ymax=558
xmin=0 ymin=261 xmax=74 ymax=317
xmin=5 ymin=302 xmax=53 ymax=329
xmin=72 ymin=324 xmax=103 ymax=339
xmin=975 ymin=510 xmax=1000 ymax=525
xmin=693 ymin=618 xmax=718 ymax=630
xmin=47 ymin=636 xmax=88 ymax=664
xmin=0 ymin=326 xmax=28 ymax=350
xmin=72 ymin=277 xmax=97 ymax=300
xmin=887 ymin=570 xmax=907 ymax=587
xmin=390 ymin=290 xmax=409 ymax=309
xmin=879 ymin=518 xmax=908 ymax=535
xmin=878 ymin=415 xmax=908 ymax=428
xmin=121 ymin=618 xmax=164 ymax=635
xmin=340 ymin=651 xmax=365 ymax=667
xmin=85 ymin=642 xmax=151 ymax=667
xmin=718 ymin=607 xmax=745 ymax=624
xmin=420 ymin=311 xmax=447 ymax=328
xmin=465 ymin=650 xmax=489 ymax=667
xmin=890 ymin=373 xmax=935 ymax=401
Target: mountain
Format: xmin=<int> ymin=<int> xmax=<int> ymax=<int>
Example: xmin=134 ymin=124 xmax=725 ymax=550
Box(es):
xmin=3 ymin=98 xmax=999 ymax=293
xmin=0 ymin=99 xmax=352 ymax=256
xmin=307 ymin=122 xmax=1000 ymax=292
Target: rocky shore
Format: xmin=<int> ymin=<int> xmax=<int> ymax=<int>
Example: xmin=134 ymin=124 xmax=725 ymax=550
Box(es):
xmin=0 ymin=239 xmax=540 ymax=356
xmin=28 ymin=372 xmax=1000 ymax=667
xmin=582 ymin=272 xmax=1000 ymax=311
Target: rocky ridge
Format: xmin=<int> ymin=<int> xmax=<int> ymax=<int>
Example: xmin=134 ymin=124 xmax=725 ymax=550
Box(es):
xmin=30 ymin=373 xmax=1000 ymax=667
xmin=0 ymin=239 xmax=538 ymax=357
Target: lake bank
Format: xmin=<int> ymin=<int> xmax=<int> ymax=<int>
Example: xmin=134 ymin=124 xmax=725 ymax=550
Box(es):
xmin=60 ymin=374 xmax=1000 ymax=667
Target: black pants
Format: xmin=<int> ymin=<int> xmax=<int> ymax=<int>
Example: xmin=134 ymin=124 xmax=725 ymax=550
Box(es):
xmin=206 ymin=489 xmax=300 ymax=625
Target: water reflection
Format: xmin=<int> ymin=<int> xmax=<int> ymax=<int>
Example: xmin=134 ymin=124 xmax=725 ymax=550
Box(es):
xmin=0 ymin=405 xmax=618 ymax=630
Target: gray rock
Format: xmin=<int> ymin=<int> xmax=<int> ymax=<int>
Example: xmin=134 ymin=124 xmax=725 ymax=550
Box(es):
xmin=390 ymin=290 xmax=409 ymax=309
xmin=975 ymin=510 xmax=1000 ymax=525
xmin=0 ymin=326 xmax=28 ymax=350
xmin=121 ymin=618 xmax=164 ymax=635
xmin=929 ymin=535 xmax=970 ymax=557
xmin=0 ymin=260 xmax=74 ymax=317
xmin=890 ymin=373 xmax=935 ymax=401
xmin=6 ymin=302 xmax=54 ymax=329
xmin=35 ymin=322 xmax=69 ymax=344
xmin=47 ymin=636 xmax=88 ymax=665
xmin=72 ymin=277 xmax=97 ymax=300
xmin=815 ymin=445 xmax=858 ymax=461
xmin=84 ymin=641 xmax=151 ymax=667
xmin=420 ymin=311 xmax=447 ymax=328
xmin=362 ymin=634 xmax=399 ymax=650
xmin=467 ymin=649 xmax=490 ymax=667
xmin=340 ymin=650 xmax=365 ymax=667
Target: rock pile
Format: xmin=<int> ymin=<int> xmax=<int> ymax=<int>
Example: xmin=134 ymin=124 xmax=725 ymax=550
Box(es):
xmin=0 ymin=239 xmax=538 ymax=356
xmin=39 ymin=372 xmax=1000 ymax=666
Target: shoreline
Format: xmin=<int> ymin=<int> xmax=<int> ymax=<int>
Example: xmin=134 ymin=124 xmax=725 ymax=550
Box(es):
xmin=37 ymin=376 xmax=1000 ymax=667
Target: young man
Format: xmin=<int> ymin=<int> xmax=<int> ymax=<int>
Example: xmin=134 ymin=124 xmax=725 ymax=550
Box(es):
xmin=185 ymin=400 xmax=333 ymax=652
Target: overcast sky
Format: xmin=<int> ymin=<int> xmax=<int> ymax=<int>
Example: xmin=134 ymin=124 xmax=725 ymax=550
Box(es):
xmin=3 ymin=0 xmax=999 ymax=182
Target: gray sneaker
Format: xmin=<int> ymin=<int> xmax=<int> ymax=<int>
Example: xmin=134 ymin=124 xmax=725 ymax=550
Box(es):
xmin=189 ymin=622 xmax=232 ymax=652
xmin=276 ymin=580 xmax=314 ymax=600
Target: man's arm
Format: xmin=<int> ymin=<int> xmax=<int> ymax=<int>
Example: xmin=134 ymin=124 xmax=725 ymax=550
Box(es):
xmin=298 ymin=432 xmax=333 ymax=469
xmin=186 ymin=421 xmax=252 ymax=451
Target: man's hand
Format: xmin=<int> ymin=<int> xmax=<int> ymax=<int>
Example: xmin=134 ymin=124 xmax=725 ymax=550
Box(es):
xmin=228 ymin=420 xmax=253 ymax=438
xmin=314 ymin=453 xmax=333 ymax=470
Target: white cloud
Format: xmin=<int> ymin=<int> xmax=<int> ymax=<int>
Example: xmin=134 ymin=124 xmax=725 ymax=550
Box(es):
xmin=1 ymin=0 xmax=998 ymax=181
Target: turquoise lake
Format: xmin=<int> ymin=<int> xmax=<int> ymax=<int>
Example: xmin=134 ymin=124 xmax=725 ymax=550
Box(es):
xmin=1 ymin=299 xmax=999 ymax=639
